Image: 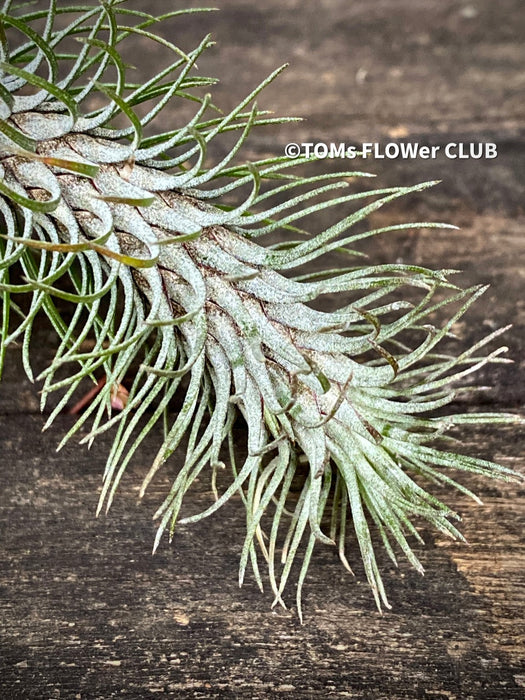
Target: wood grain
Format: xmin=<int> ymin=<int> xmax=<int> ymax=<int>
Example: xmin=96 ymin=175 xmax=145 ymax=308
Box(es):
xmin=1 ymin=1 xmax=524 ymax=697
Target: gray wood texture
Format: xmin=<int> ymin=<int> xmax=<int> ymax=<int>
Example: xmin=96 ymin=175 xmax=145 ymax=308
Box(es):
xmin=1 ymin=1 xmax=524 ymax=697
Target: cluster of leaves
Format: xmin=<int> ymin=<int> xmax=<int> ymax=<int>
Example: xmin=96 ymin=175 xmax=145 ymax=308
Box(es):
xmin=0 ymin=0 xmax=520 ymax=619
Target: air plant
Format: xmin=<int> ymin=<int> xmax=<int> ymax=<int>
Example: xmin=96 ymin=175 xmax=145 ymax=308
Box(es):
xmin=0 ymin=0 xmax=520 ymax=620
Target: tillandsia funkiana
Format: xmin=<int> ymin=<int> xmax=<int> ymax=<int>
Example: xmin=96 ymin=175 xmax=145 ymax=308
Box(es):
xmin=0 ymin=0 xmax=521 ymax=620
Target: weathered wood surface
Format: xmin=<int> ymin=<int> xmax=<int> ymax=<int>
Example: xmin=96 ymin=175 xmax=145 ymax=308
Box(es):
xmin=1 ymin=1 xmax=524 ymax=697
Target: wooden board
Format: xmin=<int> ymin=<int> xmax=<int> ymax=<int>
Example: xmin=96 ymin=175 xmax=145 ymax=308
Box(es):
xmin=1 ymin=1 xmax=524 ymax=697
